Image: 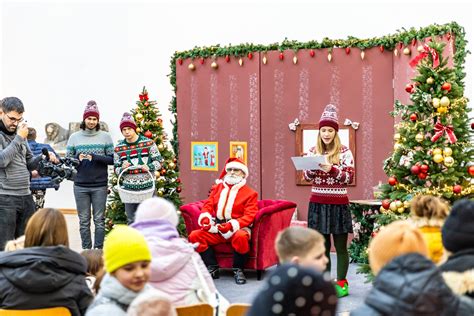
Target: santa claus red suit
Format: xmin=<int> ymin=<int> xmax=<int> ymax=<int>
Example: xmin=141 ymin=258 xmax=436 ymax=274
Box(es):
xmin=188 ymin=157 xmax=258 ymax=284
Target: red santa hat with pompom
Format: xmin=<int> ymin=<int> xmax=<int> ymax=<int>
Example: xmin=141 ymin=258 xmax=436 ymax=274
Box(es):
xmin=217 ymin=157 xmax=249 ymax=182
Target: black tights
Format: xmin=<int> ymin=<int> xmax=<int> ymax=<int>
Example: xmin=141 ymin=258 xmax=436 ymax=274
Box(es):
xmin=323 ymin=233 xmax=349 ymax=280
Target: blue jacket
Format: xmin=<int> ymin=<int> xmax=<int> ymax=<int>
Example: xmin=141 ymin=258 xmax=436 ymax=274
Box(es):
xmin=27 ymin=140 xmax=60 ymax=191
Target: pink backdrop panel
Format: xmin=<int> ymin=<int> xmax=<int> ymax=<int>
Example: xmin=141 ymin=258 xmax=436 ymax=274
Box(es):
xmin=176 ymin=55 xmax=261 ymax=203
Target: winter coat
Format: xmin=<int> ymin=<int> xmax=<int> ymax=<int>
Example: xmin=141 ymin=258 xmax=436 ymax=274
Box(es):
xmin=0 ymin=246 xmax=93 ymax=316
xmin=86 ymin=274 xmax=152 ymax=316
xmin=351 ymin=253 xmax=474 ymax=316
xmin=440 ymin=248 xmax=474 ymax=298
xmin=132 ymin=219 xmax=228 ymax=312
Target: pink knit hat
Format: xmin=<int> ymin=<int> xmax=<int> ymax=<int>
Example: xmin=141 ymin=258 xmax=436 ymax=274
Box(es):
xmin=119 ymin=112 xmax=137 ymax=131
xmin=83 ymin=100 xmax=100 ymax=120
xmin=319 ymin=104 xmax=339 ymax=131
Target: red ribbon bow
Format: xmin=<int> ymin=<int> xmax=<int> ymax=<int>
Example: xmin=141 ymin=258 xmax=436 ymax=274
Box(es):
xmin=431 ymin=122 xmax=457 ymax=144
xmin=409 ymin=44 xmax=440 ymax=69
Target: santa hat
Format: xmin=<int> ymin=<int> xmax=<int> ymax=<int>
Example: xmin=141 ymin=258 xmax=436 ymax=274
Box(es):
xmin=83 ymin=100 xmax=100 ymax=120
xmin=134 ymin=197 xmax=179 ymax=227
xmin=119 ymin=112 xmax=137 ymax=131
xmin=319 ymin=104 xmax=339 ymax=131
xmin=217 ymin=157 xmax=249 ymax=180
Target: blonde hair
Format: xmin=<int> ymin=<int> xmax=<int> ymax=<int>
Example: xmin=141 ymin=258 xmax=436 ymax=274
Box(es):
xmin=4 ymin=235 xmax=25 ymax=252
xmin=314 ymin=130 xmax=342 ymax=165
xmin=24 ymin=208 xmax=69 ymax=248
xmin=410 ymin=195 xmax=449 ymax=220
xmin=275 ymin=227 xmax=325 ymax=263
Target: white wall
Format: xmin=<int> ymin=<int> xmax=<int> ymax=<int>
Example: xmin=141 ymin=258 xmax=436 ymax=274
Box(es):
xmin=1 ymin=0 xmax=473 ymax=208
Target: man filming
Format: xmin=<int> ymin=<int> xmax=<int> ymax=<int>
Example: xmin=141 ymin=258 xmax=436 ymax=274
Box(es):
xmin=0 ymin=97 xmax=57 ymax=250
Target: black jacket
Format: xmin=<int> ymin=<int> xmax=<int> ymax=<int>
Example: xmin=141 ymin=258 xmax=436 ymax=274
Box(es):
xmin=351 ymin=253 xmax=474 ymax=316
xmin=0 ymin=246 xmax=93 ymax=315
xmin=440 ymin=248 xmax=474 ymax=298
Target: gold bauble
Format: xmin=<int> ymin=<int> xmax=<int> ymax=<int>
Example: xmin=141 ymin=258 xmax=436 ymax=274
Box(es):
xmin=415 ymin=133 xmax=424 ymax=142
xmin=440 ymin=96 xmax=450 ymax=107
xmin=417 ymin=45 xmax=425 ymax=52
xmin=169 ymin=162 xmax=176 ymax=170
xmin=379 ymin=206 xmax=387 ymax=214
xmin=135 ymin=113 xmax=143 ymax=121
xmin=394 ymin=143 xmax=402 ymax=151
xmin=154 ymin=171 xmax=160 ymax=177
xmin=157 ymin=143 xmax=165 ymax=151
xmin=398 ymin=207 xmax=405 ymax=214
xmin=403 ymin=200 xmax=411 ymax=208
xmin=389 ymin=202 xmax=398 ymax=211
xmin=443 ymin=147 xmax=453 ymax=157
xmin=426 ymin=77 xmax=435 ymax=84
xmin=395 ymin=200 xmax=403 ymax=208
xmin=433 ymin=148 xmax=443 ymax=156
xmin=188 ymin=63 xmax=195 ymax=71
xmin=403 ymin=47 xmax=411 ymax=55
xmin=432 ymin=98 xmax=441 ymax=108
xmin=211 ymin=61 xmax=218 ymax=69
xmin=437 ymin=106 xmax=448 ymax=114
xmin=433 ymin=154 xmax=444 ymax=163
xmin=157 ymin=190 xmax=164 ymax=197
xmin=394 ymin=133 xmax=401 ymax=141
xmin=444 ymin=156 xmax=454 ymax=167
xmin=136 ymin=128 xmax=141 ymax=133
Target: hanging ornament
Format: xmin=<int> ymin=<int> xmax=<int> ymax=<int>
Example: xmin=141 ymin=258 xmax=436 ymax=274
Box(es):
xmin=393 ymin=133 xmax=401 ymax=141
xmin=200 ymin=58 xmax=205 ymax=65
xmin=420 ymin=164 xmax=429 ymax=173
xmin=394 ymin=49 xmax=399 ymax=57
xmin=441 ymin=82 xmax=452 ymax=92
xmin=426 ymin=77 xmax=434 ymax=84
xmin=293 ymin=55 xmax=298 ymax=64
xmin=432 ymin=98 xmax=441 ymax=108
xmin=403 ymin=47 xmax=411 ymax=55
xmin=437 ymin=106 xmax=448 ymax=114
xmin=389 ymin=201 xmax=398 ymax=211
xmin=417 ymin=45 xmax=425 ymax=53
xmin=388 ymin=176 xmax=397 ymax=186
xmin=432 ymin=148 xmax=442 ymax=156
xmin=279 ymin=52 xmax=284 ymax=60
xmin=404 ymin=200 xmax=411 ymax=208
xmin=211 ymin=61 xmax=218 ymax=69
xmin=158 ymin=143 xmax=165 ymax=151
xmin=453 ymin=184 xmax=462 ymax=194
xmin=418 ymin=172 xmax=427 ymax=180
xmin=144 ymin=101 xmax=149 ymax=107
xmin=248 ymin=52 xmax=253 ymax=60
xmin=327 ymin=52 xmax=332 ymax=62
xmin=433 ymin=154 xmax=444 ymax=163
xmin=238 ymin=58 xmax=243 ymax=66
xmin=225 ymin=55 xmax=231 ymax=63
xmin=136 ymin=127 xmax=141 ymax=133
xmin=177 ymin=58 xmax=183 ymax=65
xmin=395 ymin=200 xmax=403 ymax=208
xmin=154 ymin=171 xmax=160 ymax=177
xmin=468 ymin=165 xmax=474 ymax=176
xmin=443 ymin=156 xmax=454 ymax=167
xmin=360 ymin=50 xmax=365 ymax=60
xmin=188 ymin=63 xmax=196 ymax=71
xmin=144 ymin=130 xmax=152 ymax=138
xmin=471 ymin=122 xmax=474 ymax=130
xmin=405 ymin=83 xmax=415 ymax=94
xmin=410 ymin=165 xmax=421 ymax=175
xmin=262 ymin=54 xmax=268 ymax=65
xmin=157 ymin=118 xmax=163 ymax=124
xmin=345 ymin=47 xmax=351 ymax=55
xmin=410 ymin=113 xmax=417 ymax=122
xmin=382 ymin=199 xmax=391 ymax=209
xmin=415 ymin=133 xmax=424 ymax=142
xmin=135 ymin=113 xmax=144 ymax=121
xmin=310 ymin=49 xmax=315 ymax=57
xmin=169 ymin=162 xmax=176 ymax=170
xmin=379 ymin=46 xmax=384 ymax=53
xmin=394 ymin=143 xmax=402 ymax=151
xmin=440 ymin=96 xmax=450 ymax=107
xmin=176 ymin=187 xmax=182 ymax=193
xmin=443 ymin=147 xmax=453 ymax=156
xmin=176 ymin=178 xmax=181 ymax=183
xmin=160 ymin=169 xmax=167 ymax=176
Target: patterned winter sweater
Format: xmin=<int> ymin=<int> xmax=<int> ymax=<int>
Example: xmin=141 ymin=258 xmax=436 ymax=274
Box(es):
xmin=304 ymin=145 xmax=354 ymax=205
xmin=114 ymin=135 xmax=161 ymax=191
xmin=66 ymin=129 xmax=114 ymax=187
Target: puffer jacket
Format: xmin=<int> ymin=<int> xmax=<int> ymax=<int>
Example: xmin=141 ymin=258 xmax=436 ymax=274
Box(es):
xmin=351 ymin=253 xmax=474 ymax=316
xmin=440 ymin=248 xmax=474 ymax=299
xmin=0 ymin=246 xmax=93 ymax=315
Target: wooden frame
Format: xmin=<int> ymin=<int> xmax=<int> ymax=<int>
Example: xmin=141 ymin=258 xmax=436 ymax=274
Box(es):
xmin=295 ymin=124 xmax=356 ymax=186
xmin=191 ymin=141 xmax=218 ymax=171
xmin=229 ymin=141 xmax=247 ymax=165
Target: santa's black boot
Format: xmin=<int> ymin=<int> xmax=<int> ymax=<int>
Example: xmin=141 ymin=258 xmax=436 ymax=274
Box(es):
xmin=200 ymin=247 xmax=220 ymax=279
xmin=233 ymin=251 xmax=248 ymax=285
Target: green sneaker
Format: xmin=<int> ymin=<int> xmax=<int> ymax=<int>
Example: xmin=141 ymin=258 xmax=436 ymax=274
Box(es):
xmin=335 ymin=279 xmax=349 ymax=298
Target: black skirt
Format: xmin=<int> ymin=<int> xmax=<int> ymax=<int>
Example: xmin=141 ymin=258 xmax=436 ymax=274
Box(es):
xmin=307 ymin=202 xmax=353 ymax=235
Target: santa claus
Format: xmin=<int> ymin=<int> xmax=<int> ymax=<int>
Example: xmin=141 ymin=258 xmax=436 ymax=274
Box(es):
xmin=188 ymin=157 xmax=258 ymax=284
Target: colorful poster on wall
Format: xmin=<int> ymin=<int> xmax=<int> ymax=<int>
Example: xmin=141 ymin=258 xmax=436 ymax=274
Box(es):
xmin=191 ymin=142 xmax=218 ymax=171
xmin=229 ymin=141 xmax=247 ymax=165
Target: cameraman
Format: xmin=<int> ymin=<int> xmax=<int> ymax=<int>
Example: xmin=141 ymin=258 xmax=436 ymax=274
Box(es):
xmin=0 ymin=97 xmax=57 ymax=250
xmin=27 ymin=127 xmax=60 ymax=210
xmin=66 ymin=101 xmax=113 ymax=250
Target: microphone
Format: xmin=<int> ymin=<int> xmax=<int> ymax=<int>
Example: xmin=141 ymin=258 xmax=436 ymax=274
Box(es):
xmin=42 ymin=147 xmax=50 ymax=161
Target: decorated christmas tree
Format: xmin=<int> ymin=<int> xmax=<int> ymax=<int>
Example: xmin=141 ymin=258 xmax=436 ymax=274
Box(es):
xmin=105 ymin=87 xmax=184 ymax=233
xmin=378 ymin=41 xmax=473 ymax=222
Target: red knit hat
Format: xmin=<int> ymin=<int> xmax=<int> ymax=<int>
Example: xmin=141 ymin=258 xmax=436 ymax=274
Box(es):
xmin=83 ymin=100 xmax=100 ymax=120
xmin=319 ymin=104 xmax=339 ymax=131
xmin=119 ymin=112 xmax=137 ymax=131
xmin=217 ymin=157 xmax=249 ymax=180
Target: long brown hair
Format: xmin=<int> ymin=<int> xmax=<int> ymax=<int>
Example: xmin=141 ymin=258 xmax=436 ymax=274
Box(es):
xmin=81 ymin=249 xmax=104 ymax=276
xmin=314 ymin=130 xmax=342 ymax=164
xmin=24 ymin=208 xmax=69 ymax=248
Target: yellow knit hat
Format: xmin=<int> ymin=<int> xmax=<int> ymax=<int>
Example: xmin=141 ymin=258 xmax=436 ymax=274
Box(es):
xmin=104 ymin=225 xmax=152 ymax=273
xmin=369 ymin=221 xmax=428 ymax=275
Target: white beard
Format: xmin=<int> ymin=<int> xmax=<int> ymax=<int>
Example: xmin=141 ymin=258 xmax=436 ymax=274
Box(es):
xmin=224 ymin=174 xmax=244 ymax=185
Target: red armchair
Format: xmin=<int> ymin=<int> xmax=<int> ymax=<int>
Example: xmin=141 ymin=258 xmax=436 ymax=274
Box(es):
xmin=180 ymin=199 xmax=297 ymax=280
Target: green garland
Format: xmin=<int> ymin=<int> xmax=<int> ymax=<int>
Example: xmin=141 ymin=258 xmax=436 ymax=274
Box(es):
xmin=168 ymin=22 xmax=468 ymax=155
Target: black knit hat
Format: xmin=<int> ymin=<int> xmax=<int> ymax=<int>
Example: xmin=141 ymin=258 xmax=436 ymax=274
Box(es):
xmin=247 ymin=264 xmax=338 ymax=316
xmin=442 ymin=199 xmax=474 ymax=253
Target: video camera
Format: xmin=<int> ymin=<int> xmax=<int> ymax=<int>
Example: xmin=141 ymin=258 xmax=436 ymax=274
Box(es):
xmin=37 ymin=148 xmax=80 ymax=184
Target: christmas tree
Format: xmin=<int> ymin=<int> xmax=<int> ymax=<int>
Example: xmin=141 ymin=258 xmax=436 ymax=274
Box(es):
xmin=379 ymin=41 xmax=473 ymax=220
xmin=105 ymin=87 xmax=184 ymax=233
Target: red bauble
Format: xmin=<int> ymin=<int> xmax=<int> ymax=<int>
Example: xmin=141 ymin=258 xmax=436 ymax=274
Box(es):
xmin=176 ymin=178 xmax=181 ymax=183
xmin=405 ymin=84 xmax=415 ymax=94
xmin=410 ymin=165 xmax=421 ymax=175
xmin=388 ymin=177 xmax=397 ymax=186
xmin=309 ymin=49 xmax=315 ymax=57
xmin=144 ymin=130 xmax=152 ymax=138
xmin=410 ymin=113 xmax=418 ymax=122
xmin=471 ymin=122 xmax=474 ymax=130
xmin=161 ymin=169 xmax=167 ymax=175
xmin=345 ymin=47 xmax=351 ymax=55
xmin=157 ymin=118 xmax=163 ymax=123
xmin=468 ymin=165 xmax=474 ymax=176
xmin=379 ymin=46 xmax=384 ymax=53
xmin=248 ymin=52 xmax=253 ymax=60
xmin=441 ymin=82 xmax=452 ymax=91
xmin=420 ymin=164 xmax=429 ymax=173
xmin=382 ymin=199 xmax=391 ymax=210
xmin=176 ymin=187 xmax=182 ymax=193
xmin=144 ymin=101 xmax=149 ymax=107
xmin=453 ymin=185 xmax=462 ymax=194
xmin=200 ymin=58 xmax=205 ymax=65
xmin=279 ymin=52 xmax=284 ymax=60
xmin=418 ymin=172 xmax=427 ymax=180
xmin=225 ymin=55 xmax=230 ymax=63
xmin=177 ymin=58 xmax=183 ymax=65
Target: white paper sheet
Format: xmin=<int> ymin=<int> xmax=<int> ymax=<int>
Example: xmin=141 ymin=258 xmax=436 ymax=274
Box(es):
xmin=291 ymin=155 xmax=327 ymax=170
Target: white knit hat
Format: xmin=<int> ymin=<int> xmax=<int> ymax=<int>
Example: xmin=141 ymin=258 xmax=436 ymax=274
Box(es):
xmin=135 ymin=197 xmax=179 ymax=227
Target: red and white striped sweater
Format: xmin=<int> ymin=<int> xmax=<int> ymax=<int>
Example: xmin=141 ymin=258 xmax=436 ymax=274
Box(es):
xmin=304 ymin=145 xmax=355 ymax=205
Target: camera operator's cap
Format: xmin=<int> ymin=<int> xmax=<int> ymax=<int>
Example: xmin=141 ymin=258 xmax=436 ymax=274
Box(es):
xmin=83 ymin=100 xmax=100 ymax=120
xmin=119 ymin=112 xmax=137 ymax=131
xmin=319 ymin=104 xmax=339 ymax=131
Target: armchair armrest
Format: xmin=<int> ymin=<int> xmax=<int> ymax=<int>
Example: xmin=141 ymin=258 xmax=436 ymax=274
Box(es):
xmin=179 ymin=200 xmax=206 ymax=235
